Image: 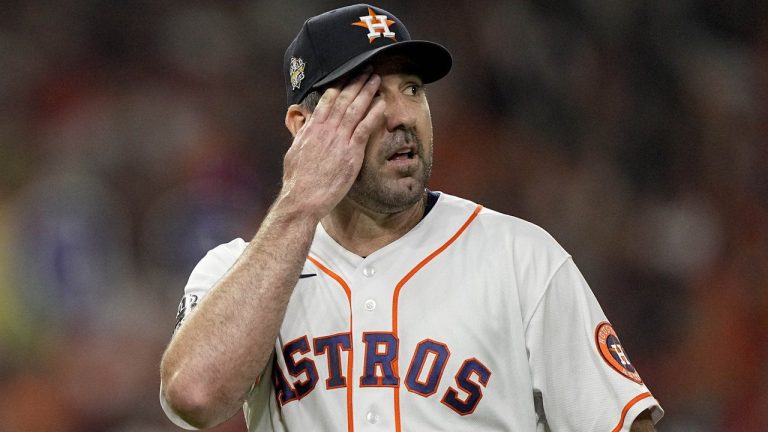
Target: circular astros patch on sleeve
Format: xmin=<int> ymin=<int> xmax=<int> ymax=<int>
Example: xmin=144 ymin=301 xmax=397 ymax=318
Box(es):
xmin=595 ymin=321 xmax=643 ymax=384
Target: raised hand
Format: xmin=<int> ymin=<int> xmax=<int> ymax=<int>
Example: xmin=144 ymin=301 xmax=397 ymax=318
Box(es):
xmin=281 ymin=68 xmax=384 ymax=219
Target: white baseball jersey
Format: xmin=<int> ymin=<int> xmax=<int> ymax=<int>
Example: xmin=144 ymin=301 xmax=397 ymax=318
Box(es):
xmin=163 ymin=192 xmax=663 ymax=431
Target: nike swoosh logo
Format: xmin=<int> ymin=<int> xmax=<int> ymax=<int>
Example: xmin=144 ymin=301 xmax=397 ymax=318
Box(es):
xmin=299 ymin=273 xmax=317 ymax=279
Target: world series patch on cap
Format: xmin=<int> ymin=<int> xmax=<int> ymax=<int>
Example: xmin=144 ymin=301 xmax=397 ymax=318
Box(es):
xmin=283 ymin=4 xmax=452 ymax=106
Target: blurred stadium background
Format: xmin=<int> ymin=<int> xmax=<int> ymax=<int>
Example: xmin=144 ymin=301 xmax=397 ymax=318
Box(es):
xmin=1 ymin=1 xmax=766 ymax=430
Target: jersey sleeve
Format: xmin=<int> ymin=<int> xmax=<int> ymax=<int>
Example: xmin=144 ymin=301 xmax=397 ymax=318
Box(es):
xmin=160 ymin=238 xmax=249 ymax=430
xmin=525 ymin=257 xmax=663 ymax=431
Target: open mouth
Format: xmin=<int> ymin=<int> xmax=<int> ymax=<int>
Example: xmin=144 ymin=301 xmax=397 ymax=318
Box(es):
xmin=388 ymin=150 xmax=415 ymax=161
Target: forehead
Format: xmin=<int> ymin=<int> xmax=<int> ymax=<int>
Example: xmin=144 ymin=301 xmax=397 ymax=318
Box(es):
xmin=366 ymin=53 xmax=421 ymax=79
xmin=320 ymin=54 xmax=421 ymax=91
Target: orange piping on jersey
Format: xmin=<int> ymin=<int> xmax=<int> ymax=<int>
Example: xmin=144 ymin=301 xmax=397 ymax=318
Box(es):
xmin=307 ymin=255 xmax=355 ymax=432
xmin=611 ymin=392 xmax=652 ymax=432
xmin=391 ymin=204 xmax=483 ymax=432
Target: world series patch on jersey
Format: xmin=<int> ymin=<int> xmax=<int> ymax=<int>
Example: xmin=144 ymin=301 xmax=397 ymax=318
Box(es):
xmin=163 ymin=193 xmax=663 ymax=431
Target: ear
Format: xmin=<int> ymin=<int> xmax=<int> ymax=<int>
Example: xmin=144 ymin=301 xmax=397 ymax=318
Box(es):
xmin=285 ymin=104 xmax=310 ymax=138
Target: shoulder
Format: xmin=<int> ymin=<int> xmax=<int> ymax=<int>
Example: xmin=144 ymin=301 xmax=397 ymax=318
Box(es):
xmin=195 ymin=237 xmax=249 ymax=273
xmin=435 ymin=192 xmax=568 ymax=260
xmin=184 ymin=238 xmax=249 ymax=294
xmin=205 ymin=237 xmax=249 ymax=262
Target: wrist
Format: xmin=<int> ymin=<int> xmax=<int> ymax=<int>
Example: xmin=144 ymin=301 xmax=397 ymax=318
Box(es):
xmin=271 ymin=190 xmax=327 ymax=227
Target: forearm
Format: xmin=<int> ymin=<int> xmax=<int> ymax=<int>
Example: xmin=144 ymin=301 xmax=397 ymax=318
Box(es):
xmin=630 ymin=409 xmax=656 ymax=432
xmin=160 ymin=195 xmax=320 ymax=428
xmin=160 ymin=69 xmax=383 ymax=428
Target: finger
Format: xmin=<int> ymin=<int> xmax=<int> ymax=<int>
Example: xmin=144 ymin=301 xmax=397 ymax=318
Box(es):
xmin=325 ymin=67 xmax=374 ymax=125
xmin=349 ymin=96 xmax=385 ymax=150
xmin=310 ymin=85 xmax=342 ymax=123
xmin=338 ymin=73 xmax=381 ymax=137
xmin=292 ymin=79 xmax=346 ymax=145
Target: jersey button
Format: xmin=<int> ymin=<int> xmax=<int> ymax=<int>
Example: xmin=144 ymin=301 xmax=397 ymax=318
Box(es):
xmin=364 ymin=299 xmax=376 ymax=311
xmin=362 ymin=266 xmax=376 ymax=277
xmin=366 ymin=411 xmax=380 ymax=424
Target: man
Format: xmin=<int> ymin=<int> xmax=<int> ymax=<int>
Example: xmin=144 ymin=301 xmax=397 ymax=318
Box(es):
xmin=160 ymin=4 xmax=663 ymax=431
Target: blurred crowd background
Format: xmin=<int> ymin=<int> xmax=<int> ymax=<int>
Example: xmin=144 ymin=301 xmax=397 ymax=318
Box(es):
xmin=1 ymin=0 xmax=766 ymax=431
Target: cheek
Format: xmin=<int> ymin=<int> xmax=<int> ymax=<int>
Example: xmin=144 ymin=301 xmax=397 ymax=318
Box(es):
xmin=363 ymin=131 xmax=385 ymax=161
xmin=419 ymin=101 xmax=433 ymax=136
xmin=418 ymin=114 xmax=433 ymax=146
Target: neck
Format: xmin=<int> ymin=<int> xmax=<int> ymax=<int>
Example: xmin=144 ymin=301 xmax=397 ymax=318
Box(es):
xmin=321 ymin=193 xmax=427 ymax=257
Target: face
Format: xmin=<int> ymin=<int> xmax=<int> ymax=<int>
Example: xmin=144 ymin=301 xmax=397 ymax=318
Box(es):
xmin=346 ymin=56 xmax=434 ymax=214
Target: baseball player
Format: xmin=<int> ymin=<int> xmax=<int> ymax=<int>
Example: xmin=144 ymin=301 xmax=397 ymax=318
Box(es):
xmin=160 ymin=4 xmax=663 ymax=431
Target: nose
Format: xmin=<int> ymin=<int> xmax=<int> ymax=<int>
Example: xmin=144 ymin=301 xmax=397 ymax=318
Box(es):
xmin=382 ymin=93 xmax=416 ymax=133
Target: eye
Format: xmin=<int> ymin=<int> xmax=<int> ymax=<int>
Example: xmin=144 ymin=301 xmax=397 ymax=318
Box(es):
xmin=404 ymin=83 xmax=422 ymax=96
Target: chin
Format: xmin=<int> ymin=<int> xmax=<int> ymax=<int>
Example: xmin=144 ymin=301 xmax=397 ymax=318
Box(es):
xmin=349 ymin=155 xmax=432 ymax=214
xmin=348 ymin=177 xmax=426 ymax=214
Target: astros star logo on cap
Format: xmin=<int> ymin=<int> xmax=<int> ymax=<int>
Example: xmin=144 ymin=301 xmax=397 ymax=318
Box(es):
xmin=283 ymin=4 xmax=451 ymax=106
xmin=351 ymin=7 xmax=397 ymax=43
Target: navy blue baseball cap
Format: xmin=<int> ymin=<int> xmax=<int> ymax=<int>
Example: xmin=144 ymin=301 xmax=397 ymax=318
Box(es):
xmin=284 ymin=4 xmax=452 ymax=106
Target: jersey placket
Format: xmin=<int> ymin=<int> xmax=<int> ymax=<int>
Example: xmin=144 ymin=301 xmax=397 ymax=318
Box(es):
xmin=350 ymin=255 xmax=397 ymax=431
